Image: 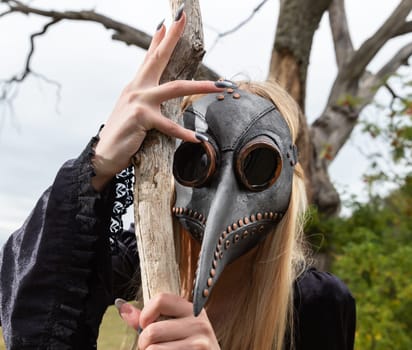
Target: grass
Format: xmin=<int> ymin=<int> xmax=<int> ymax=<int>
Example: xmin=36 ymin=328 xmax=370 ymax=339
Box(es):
xmin=98 ymin=305 xmax=138 ymax=349
xmin=0 ymin=306 xmax=136 ymax=350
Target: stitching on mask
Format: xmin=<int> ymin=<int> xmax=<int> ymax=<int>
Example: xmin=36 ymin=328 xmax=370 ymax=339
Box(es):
xmin=199 ymin=211 xmax=284 ymax=296
xmin=220 ymin=105 xmax=277 ymax=151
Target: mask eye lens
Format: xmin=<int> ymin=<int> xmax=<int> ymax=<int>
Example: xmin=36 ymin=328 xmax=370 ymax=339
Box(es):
xmin=173 ymin=142 xmax=217 ymax=187
xmin=237 ymin=137 xmax=282 ymax=191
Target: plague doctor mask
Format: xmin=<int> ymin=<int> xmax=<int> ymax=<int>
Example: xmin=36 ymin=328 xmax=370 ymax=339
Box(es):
xmin=172 ymin=88 xmax=298 ymax=315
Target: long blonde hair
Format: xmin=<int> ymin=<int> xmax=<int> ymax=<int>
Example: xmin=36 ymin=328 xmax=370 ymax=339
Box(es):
xmin=178 ymin=80 xmax=309 ymax=350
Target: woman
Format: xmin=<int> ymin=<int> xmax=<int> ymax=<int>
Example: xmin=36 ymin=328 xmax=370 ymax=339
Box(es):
xmin=0 ymin=5 xmax=355 ymax=350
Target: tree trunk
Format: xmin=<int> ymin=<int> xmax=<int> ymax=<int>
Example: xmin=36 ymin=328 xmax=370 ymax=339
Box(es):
xmin=268 ymin=0 xmax=334 ymax=209
xmin=133 ymin=0 xmax=205 ymax=304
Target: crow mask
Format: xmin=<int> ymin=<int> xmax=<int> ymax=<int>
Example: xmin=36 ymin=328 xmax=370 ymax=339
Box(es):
xmin=172 ymin=88 xmax=298 ymax=315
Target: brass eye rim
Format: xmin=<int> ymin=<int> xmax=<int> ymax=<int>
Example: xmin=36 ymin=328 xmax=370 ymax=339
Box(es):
xmin=236 ymin=136 xmax=283 ymax=191
xmin=173 ymin=141 xmax=217 ymax=188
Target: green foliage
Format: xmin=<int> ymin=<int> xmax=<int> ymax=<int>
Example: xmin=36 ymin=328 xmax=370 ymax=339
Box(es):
xmin=306 ymin=176 xmax=412 ymax=349
xmin=359 ymin=74 xmax=412 ymax=196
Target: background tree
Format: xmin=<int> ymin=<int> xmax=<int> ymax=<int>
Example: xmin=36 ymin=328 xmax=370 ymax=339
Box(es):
xmin=1 ymin=0 xmax=411 ymax=216
xmin=306 ymin=74 xmax=412 ymax=348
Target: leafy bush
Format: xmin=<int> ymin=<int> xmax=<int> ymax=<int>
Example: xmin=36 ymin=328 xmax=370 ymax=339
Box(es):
xmin=306 ymin=176 xmax=412 ymax=349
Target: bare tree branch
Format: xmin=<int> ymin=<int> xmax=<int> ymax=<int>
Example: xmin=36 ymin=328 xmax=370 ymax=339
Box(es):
xmin=207 ymin=0 xmax=269 ymax=53
xmin=0 ymin=0 xmax=219 ymax=105
xmin=384 ymin=82 xmax=408 ymax=112
xmin=3 ymin=0 xmax=152 ymax=48
xmin=392 ymin=20 xmax=412 ymax=37
xmin=364 ymin=42 xmax=412 ymax=96
xmin=345 ymin=0 xmax=412 ymax=81
xmin=0 ymin=18 xmax=61 ymax=101
xmin=0 ymin=9 xmax=13 ymax=18
xmin=328 ymin=0 xmax=354 ymax=68
xmin=313 ymin=41 xmax=412 ymax=169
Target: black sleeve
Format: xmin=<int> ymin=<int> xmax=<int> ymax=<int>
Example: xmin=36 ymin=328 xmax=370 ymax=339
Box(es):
xmin=0 ymin=136 xmax=131 ymax=349
xmin=111 ymin=224 xmax=140 ymax=301
xmin=293 ymin=268 xmax=356 ymax=350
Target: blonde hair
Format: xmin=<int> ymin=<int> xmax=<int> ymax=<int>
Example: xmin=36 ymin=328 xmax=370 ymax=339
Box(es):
xmin=178 ymin=80 xmax=309 ymax=349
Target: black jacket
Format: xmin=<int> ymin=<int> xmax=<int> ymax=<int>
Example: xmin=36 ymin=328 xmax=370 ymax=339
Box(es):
xmin=0 ymin=139 xmax=356 ymax=349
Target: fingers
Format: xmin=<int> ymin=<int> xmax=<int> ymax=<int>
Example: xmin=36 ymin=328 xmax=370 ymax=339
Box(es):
xmin=143 ymin=21 xmax=166 ymax=65
xmin=115 ymin=298 xmax=141 ymax=330
xmin=134 ymin=23 xmax=166 ymax=86
xmin=132 ymin=9 xmax=187 ymax=87
xmin=140 ymin=339 xmax=205 ymax=350
xmin=149 ymin=110 xmax=198 ymax=143
xmin=132 ymin=80 xmax=232 ymax=143
xmin=139 ymin=293 xmax=193 ymax=329
xmin=138 ymin=317 xmax=201 ymax=349
xmin=121 ymin=294 xmax=220 ymax=350
xmin=148 ymin=80 xmax=229 ymax=103
xmin=141 ymin=80 xmax=233 ymax=143
xmin=137 ymin=295 xmax=218 ymax=350
xmin=152 ymin=10 xmax=186 ymax=73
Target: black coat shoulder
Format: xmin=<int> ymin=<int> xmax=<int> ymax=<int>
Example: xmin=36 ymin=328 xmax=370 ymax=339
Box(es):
xmin=293 ymin=268 xmax=356 ymax=350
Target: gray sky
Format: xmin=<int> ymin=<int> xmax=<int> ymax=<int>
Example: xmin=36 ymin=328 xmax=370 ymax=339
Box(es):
xmin=0 ymin=0 xmax=410 ymax=244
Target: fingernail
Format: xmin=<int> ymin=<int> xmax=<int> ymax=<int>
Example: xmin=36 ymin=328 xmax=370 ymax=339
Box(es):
xmin=137 ymin=326 xmax=143 ymax=334
xmin=215 ymin=80 xmax=237 ymax=89
xmin=156 ymin=18 xmax=165 ymax=31
xmin=174 ymin=3 xmax=184 ymax=21
xmin=195 ymin=132 xmax=208 ymax=142
xmin=114 ymin=298 xmax=127 ymax=312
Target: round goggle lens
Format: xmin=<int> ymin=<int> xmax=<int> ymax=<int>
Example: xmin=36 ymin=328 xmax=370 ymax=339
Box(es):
xmin=173 ymin=142 xmax=216 ymax=187
xmin=237 ymin=137 xmax=282 ymax=191
xmin=243 ymin=148 xmax=279 ymax=187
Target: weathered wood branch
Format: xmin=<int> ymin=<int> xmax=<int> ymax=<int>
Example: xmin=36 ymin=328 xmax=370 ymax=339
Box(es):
xmin=328 ymin=0 xmax=354 ymax=68
xmin=134 ymin=0 xmax=205 ymax=306
xmin=344 ymin=0 xmax=412 ymax=82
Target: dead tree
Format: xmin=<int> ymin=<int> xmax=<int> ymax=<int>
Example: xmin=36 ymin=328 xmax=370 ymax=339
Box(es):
xmin=270 ymin=0 xmax=412 ymax=214
xmin=1 ymin=0 xmax=411 ymax=217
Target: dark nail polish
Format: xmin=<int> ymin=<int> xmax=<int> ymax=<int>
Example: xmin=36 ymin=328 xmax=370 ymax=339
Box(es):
xmin=137 ymin=326 xmax=143 ymax=334
xmin=174 ymin=3 xmax=184 ymax=21
xmin=156 ymin=19 xmax=165 ymax=31
xmin=195 ymin=132 xmax=208 ymax=143
xmin=215 ymin=80 xmax=237 ymax=89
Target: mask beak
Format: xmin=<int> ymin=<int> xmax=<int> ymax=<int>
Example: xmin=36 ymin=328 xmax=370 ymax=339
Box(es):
xmin=192 ymin=164 xmax=237 ymax=316
xmin=191 ymin=162 xmax=278 ymax=316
